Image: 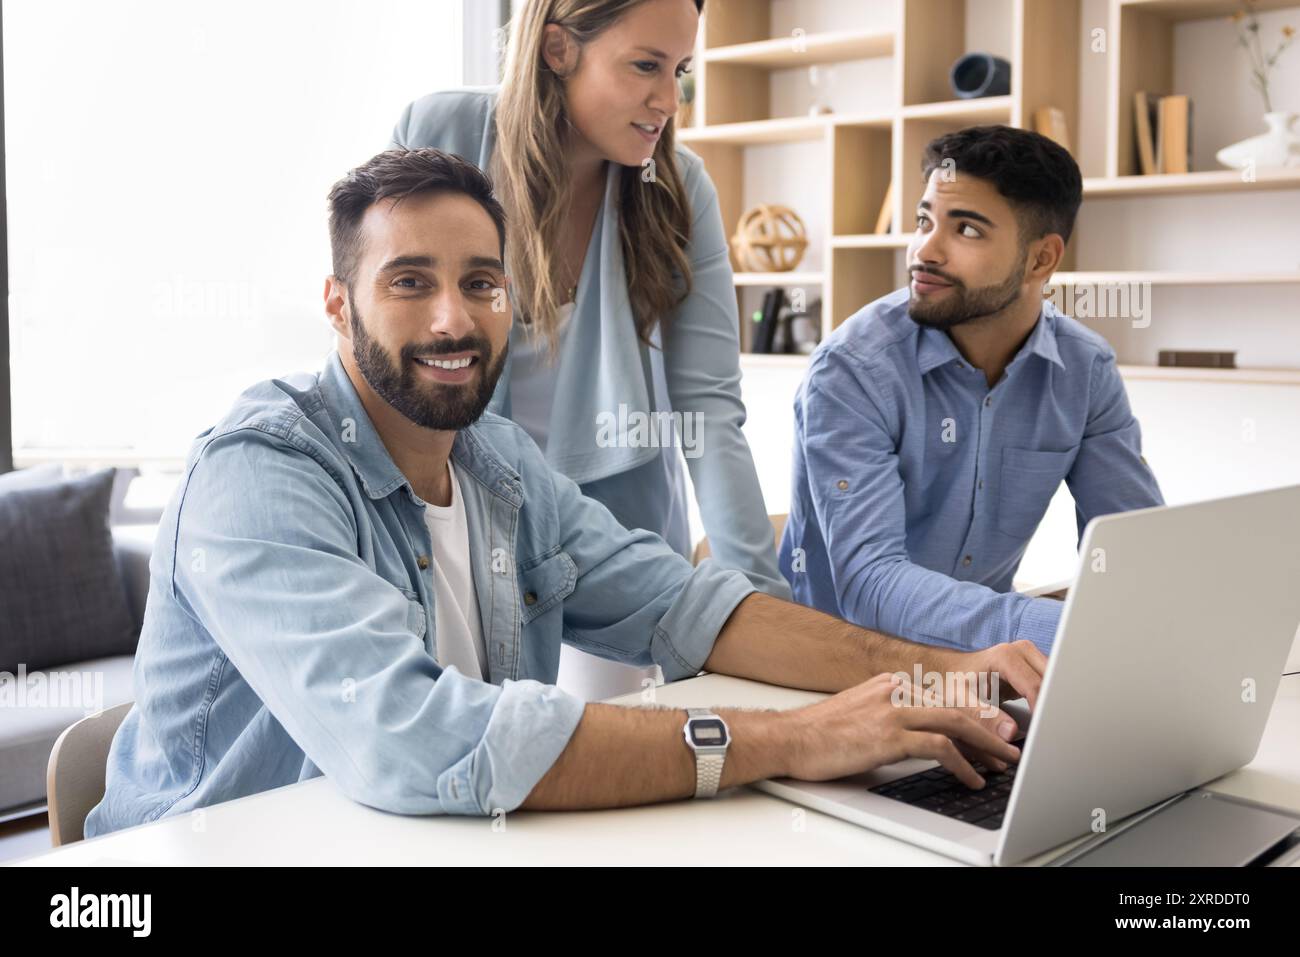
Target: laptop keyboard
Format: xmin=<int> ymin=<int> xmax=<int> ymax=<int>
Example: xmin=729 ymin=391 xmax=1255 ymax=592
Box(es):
xmin=868 ymin=759 xmax=1021 ymax=831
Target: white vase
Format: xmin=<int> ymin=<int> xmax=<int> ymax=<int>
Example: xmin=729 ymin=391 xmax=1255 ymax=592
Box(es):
xmin=1216 ymin=111 xmax=1300 ymax=171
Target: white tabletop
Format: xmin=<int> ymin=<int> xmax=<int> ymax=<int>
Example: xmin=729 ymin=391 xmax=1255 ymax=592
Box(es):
xmin=12 ymin=673 xmax=1300 ymax=866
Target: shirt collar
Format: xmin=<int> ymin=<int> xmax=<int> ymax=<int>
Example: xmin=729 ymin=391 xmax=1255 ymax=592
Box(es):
xmin=915 ymin=299 xmax=1065 ymax=376
xmin=1021 ymin=299 xmax=1066 ymax=370
xmin=916 ymin=324 xmax=966 ymax=375
xmin=317 ymin=351 xmax=414 ymax=500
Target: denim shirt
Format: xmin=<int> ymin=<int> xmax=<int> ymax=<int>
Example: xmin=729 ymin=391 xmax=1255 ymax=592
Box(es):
xmin=779 ymin=288 xmax=1163 ymax=653
xmin=84 ymin=352 xmax=755 ymax=836
xmin=390 ymin=87 xmax=791 ymax=598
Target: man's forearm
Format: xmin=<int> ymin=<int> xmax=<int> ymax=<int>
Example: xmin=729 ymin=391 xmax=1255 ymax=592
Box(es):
xmin=703 ymin=592 xmax=957 ymax=693
xmin=519 ymin=702 xmax=794 ymax=811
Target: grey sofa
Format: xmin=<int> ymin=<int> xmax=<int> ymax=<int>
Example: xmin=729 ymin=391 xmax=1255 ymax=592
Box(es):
xmin=0 ymin=523 xmax=153 ymax=817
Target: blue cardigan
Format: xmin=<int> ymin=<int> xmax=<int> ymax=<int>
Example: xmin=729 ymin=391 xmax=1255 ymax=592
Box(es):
xmin=390 ymin=87 xmax=788 ymax=599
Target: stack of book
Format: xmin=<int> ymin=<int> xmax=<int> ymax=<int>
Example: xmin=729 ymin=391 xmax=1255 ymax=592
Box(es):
xmin=1134 ymin=91 xmax=1193 ymax=175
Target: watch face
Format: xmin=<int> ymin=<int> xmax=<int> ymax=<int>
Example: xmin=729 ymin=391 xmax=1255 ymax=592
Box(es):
xmin=689 ymin=718 xmax=728 ymax=747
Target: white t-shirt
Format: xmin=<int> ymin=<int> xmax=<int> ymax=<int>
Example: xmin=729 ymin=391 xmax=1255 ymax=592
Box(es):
xmin=509 ymin=301 xmax=577 ymax=452
xmin=423 ymin=460 xmax=487 ymax=680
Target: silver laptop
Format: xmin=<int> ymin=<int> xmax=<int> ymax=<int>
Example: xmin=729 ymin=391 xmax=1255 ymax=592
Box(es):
xmin=756 ymin=485 xmax=1300 ymax=866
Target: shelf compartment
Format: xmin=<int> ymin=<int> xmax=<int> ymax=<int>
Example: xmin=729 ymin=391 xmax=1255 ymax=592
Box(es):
xmin=828 ymin=247 xmax=901 ymax=329
xmin=829 ymin=122 xmax=895 ymax=238
xmin=900 ymin=0 xmax=968 ymax=107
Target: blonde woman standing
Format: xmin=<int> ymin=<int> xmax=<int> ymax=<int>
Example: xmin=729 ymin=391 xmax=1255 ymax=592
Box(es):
xmin=390 ymin=0 xmax=788 ymax=698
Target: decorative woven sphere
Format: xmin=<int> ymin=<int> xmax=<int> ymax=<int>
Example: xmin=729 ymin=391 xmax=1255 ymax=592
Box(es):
xmin=731 ymin=204 xmax=808 ymax=272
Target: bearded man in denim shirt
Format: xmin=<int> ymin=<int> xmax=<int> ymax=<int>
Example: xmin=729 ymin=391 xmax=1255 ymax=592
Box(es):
xmin=86 ymin=148 xmax=1035 ymax=836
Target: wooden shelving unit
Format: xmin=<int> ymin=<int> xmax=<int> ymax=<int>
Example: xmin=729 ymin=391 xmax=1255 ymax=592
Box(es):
xmin=684 ymin=0 xmax=1300 ymax=369
xmin=677 ymin=111 xmax=893 ymax=146
xmin=1083 ymin=168 xmax=1300 ymax=197
xmin=1050 ymin=271 xmax=1300 ymax=285
xmin=679 ymin=115 xmax=831 ymax=145
xmin=828 ymin=234 xmax=911 ymax=249
xmin=1119 ymin=0 xmax=1297 ymax=15
xmin=1118 ymin=364 xmax=1300 ymax=385
xmin=701 ymin=29 xmax=894 ymax=68
xmin=897 ymin=95 xmax=1015 ymax=121
xmin=732 ymin=270 xmax=824 ymax=287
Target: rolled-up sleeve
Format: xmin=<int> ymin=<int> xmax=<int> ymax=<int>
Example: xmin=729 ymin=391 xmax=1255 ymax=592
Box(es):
xmin=550 ymin=460 xmax=756 ymax=682
xmin=661 ymin=149 xmax=790 ymax=600
xmin=171 ymin=429 xmax=585 ymax=817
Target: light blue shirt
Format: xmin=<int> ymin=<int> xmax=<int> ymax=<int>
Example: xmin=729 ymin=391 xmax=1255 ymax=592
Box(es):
xmin=85 ymin=352 xmax=755 ymax=835
xmin=778 ymin=287 xmax=1163 ymax=653
xmin=390 ymin=87 xmax=790 ymax=600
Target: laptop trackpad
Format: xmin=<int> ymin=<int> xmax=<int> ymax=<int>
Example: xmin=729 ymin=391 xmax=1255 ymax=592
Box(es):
xmin=1054 ymin=790 xmax=1300 ymax=867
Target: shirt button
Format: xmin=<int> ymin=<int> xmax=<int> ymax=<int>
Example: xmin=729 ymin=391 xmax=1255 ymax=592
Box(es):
xmin=524 ymin=591 xmax=537 ymax=606
xmin=417 ymin=555 xmax=430 ymax=570
xmin=978 ymin=479 xmax=984 ymax=490
xmin=984 ymin=396 xmax=992 ymax=407
xmin=962 ymin=555 xmax=973 ymax=566
xmin=836 ymin=480 xmax=849 ymax=490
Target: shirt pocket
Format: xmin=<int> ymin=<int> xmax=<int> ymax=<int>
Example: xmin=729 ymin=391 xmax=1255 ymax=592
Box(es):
xmin=997 ymin=445 xmax=1078 ymax=539
xmin=398 ymin=586 xmax=428 ymax=641
xmin=517 ymin=549 xmax=578 ymax=626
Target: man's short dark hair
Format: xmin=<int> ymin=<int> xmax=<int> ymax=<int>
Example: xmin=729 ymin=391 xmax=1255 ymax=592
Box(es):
xmin=920 ymin=125 xmax=1083 ymax=245
xmin=327 ymin=148 xmax=507 ymax=287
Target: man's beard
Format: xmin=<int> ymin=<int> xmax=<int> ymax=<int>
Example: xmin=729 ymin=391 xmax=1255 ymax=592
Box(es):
xmin=907 ymin=256 xmax=1026 ymax=330
xmin=349 ymin=305 xmax=508 ymax=431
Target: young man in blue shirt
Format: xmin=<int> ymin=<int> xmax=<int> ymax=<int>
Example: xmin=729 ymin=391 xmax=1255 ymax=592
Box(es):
xmin=780 ymin=126 xmax=1163 ymax=654
xmin=86 ymin=148 xmax=1032 ymax=835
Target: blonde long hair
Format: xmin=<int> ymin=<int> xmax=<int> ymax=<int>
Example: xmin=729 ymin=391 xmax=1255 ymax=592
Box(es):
xmin=491 ymin=0 xmax=701 ymax=357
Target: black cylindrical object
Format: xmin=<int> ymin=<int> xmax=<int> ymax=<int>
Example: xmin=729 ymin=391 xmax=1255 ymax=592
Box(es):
xmin=949 ymin=53 xmax=1011 ymax=99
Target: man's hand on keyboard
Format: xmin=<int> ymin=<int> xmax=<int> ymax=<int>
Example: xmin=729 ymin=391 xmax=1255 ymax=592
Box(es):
xmin=784 ymin=672 xmax=1023 ymax=789
xmin=950 ymin=640 xmax=1049 ymax=710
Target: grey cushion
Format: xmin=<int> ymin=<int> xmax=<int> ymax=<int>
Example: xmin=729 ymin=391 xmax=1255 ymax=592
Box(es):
xmin=0 ymin=468 xmax=137 ymax=673
xmin=112 ymin=524 xmax=158 ymax=633
xmin=0 ymin=654 xmax=136 ymax=812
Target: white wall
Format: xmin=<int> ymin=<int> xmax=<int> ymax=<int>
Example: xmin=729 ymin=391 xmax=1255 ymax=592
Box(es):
xmin=5 ymin=0 xmax=464 ymax=456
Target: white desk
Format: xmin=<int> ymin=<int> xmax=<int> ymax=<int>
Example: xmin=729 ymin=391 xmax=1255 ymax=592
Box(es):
xmin=12 ymin=673 xmax=1300 ymax=867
